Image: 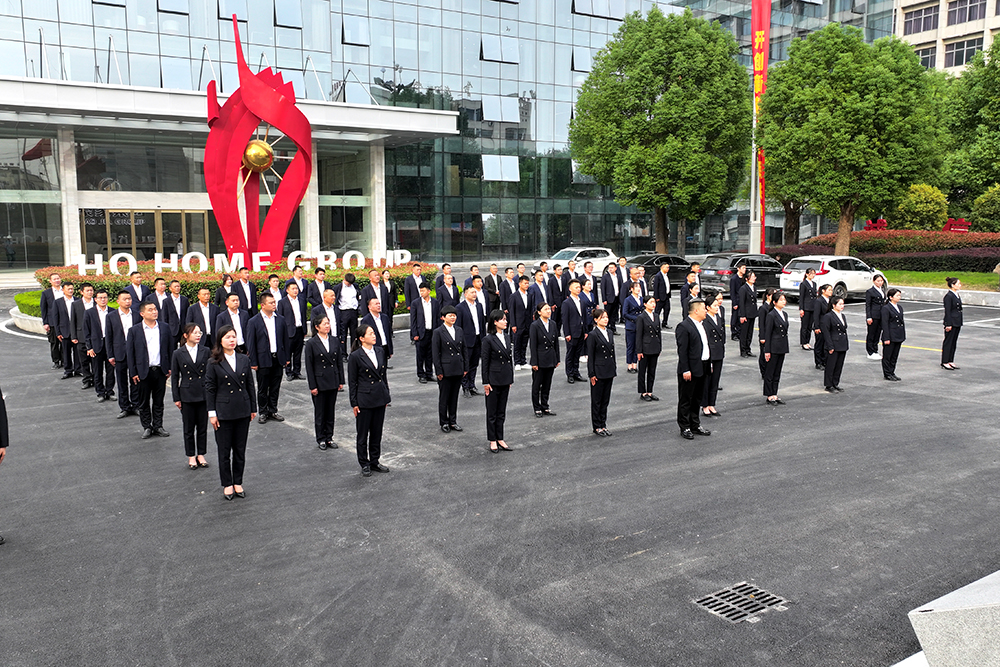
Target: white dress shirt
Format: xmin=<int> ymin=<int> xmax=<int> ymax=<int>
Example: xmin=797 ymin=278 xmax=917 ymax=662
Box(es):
xmin=421 ymin=298 xmax=433 ymax=331
xmin=287 ymin=296 xmax=302 ymax=327
xmin=171 ymin=294 xmax=183 ymax=317
xmin=323 ymin=304 xmax=338 ymax=337
xmin=239 ymin=280 xmax=252 ymax=304
xmin=468 ymin=302 xmax=480 ymax=336
xmin=261 ymin=312 xmax=278 ymax=353
xmin=363 ymin=345 xmax=378 ymax=367
xmin=225 ymin=350 xmax=237 ymax=371
xmin=143 ymin=321 xmax=161 ymax=367
xmin=318 ymin=333 xmax=330 ymax=352
xmin=373 ymin=315 xmax=387 ymax=345
xmin=693 ymin=319 xmax=710 ymax=361
xmin=186 ymin=342 xmax=199 ymax=362
xmin=444 ymin=323 xmax=456 ymax=340
xmin=339 ymin=284 xmax=358 ymax=310
xmin=199 ymin=303 xmax=212 ymax=335
xmin=119 ymin=308 xmax=133 ymax=340
xmin=96 ymin=306 xmax=108 ymax=337
xmin=228 ymin=309 xmax=245 ymax=345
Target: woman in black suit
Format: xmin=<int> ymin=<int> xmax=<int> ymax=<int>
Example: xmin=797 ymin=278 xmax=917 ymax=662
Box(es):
xmin=171 ymin=323 xmax=211 ymax=470
xmin=622 ymin=282 xmax=644 ymax=373
xmin=738 ymin=271 xmax=758 ymax=357
xmin=205 ymin=324 xmax=257 ymax=500
xmin=586 ymin=307 xmax=617 ymax=437
xmin=382 ymin=269 xmax=398 ymax=313
xmin=635 ymin=295 xmax=661 ymax=402
xmin=482 ymin=310 xmax=514 ymax=453
xmin=821 ymin=296 xmax=849 ymax=392
xmin=757 ymin=287 xmax=775 ymax=378
xmin=304 ymin=314 xmax=346 ymax=451
xmin=214 ymin=273 xmax=235 ymax=309
xmin=762 ymin=291 xmax=789 ymax=405
xmin=881 ymin=288 xmax=906 ymax=381
xmin=701 ymin=290 xmax=726 ymax=418
xmin=437 ymin=273 xmax=460 ymax=309
xmin=348 ymin=324 xmax=391 ymax=477
xmin=941 ymin=277 xmax=962 ymax=370
xmin=529 ymin=303 xmax=560 ymax=418
xmin=581 ymin=279 xmax=596 ymax=332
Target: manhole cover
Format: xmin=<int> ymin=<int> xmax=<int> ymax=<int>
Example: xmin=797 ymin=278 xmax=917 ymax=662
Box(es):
xmin=693 ymin=582 xmax=790 ymax=624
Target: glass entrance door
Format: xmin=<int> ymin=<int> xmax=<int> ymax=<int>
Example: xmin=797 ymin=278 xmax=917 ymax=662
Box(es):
xmin=81 ymin=209 xmax=214 ymax=261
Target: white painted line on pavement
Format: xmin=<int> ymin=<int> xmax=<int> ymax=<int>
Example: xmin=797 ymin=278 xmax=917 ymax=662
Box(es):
xmin=0 ymin=319 xmax=46 ymax=340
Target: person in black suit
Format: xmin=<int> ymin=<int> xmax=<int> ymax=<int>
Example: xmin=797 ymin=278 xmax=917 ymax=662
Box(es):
xmin=84 ymin=289 xmax=115 ymax=402
xmin=821 ymin=296 xmax=849 ymax=392
xmin=311 ymin=287 xmax=343 ymax=348
xmin=586 ymin=307 xmax=616 ymax=436
xmin=762 ymin=292 xmax=790 ymax=405
xmin=498 ymin=267 xmax=517 ymax=314
xmin=410 ymin=283 xmax=441 ymax=383
xmin=53 ymin=282 xmax=79 ymax=379
xmin=187 ymin=287 xmax=220 ymax=348
xmin=529 ymin=303 xmax=560 ymax=419
xmin=561 ymin=279 xmax=587 ymax=383
xmin=106 ymin=291 xmax=141 ymax=418
xmin=246 ymin=293 xmax=289 ymax=424
xmin=635 ymin=294 xmax=661 ymax=402
xmin=622 ymin=281 xmax=644 ymax=374
xmin=756 ymin=288 xmax=775 ymax=378
xmin=333 ymin=273 xmax=361 ymax=350
xmin=166 ymin=280 xmax=189 ymax=346
xmin=527 ymin=270 xmax=555 ymax=322
xmin=171 ymin=323 xmax=211 ymax=469
xmin=508 ymin=276 xmax=532 ymax=369
xmin=206 ymin=324 xmax=257 ymax=500
xmin=812 ymin=284 xmax=833 ymax=370
xmin=463 ymin=264 xmax=480 ymax=289
xmin=728 ymin=263 xmax=746 ymax=341
xmin=381 ymin=269 xmax=397 ymax=314
xmin=359 ymin=269 xmax=392 ymax=320
xmin=276 ymin=282 xmax=308 ymax=380
xmin=284 ymin=265 xmax=308 ymax=299
xmin=675 ymin=298 xmax=712 ymax=440
xmin=881 ymin=288 xmax=905 ymax=381
xmin=456 ymin=287 xmax=486 ymax=397
xmin=437 ymin=272 xmax=460 ymax=309
xmin=941 ymin=277 xmax=962 ymax=370
xmin=738 ymin=271 xmax=758 ymax=358
xmin=40 ymin=272 xmax=64 ymax=369
xmin=435 ymin=263 xmax=454 ymax=292
xmin=0 ymin=383 xmax=7 ymax=544
xmin=798 ymin=268 xmax=817 ymax=350
xmin=233 ymin=267 xmax=258 ymax=312
xmin=125 ymin=271 xmax=151 ymax=307
xmin=307 ymin=268 xmax=330 ymax=310
xmin=403 ymin=262 xmax=426 ymax=309
xmin=71 ymin=283 xmax=96 ymax=388
xmin=348 ymin=323 xmax=392 ymax=477
xmin=580 ymin=278 xmax=597 ymax=332
xmin=865 ymin=275 xmax=886 ymax=360
xmin=653 ymin=263 xmax=671 ymax=330
xmin=679 ymin=272 xmax=698 ymax=316
xmin=548 ymin=265 xmax=566 ymax=328
xmin=482 ymin=309 xmax=515 ymax=453
xmin=214 ymin=273 xmax=235 ymax=309
xmin=304 ymin=314 xmax=346 ymax=450
xmin=600 ymin=263 xmax=623 ymax=334
xmin=127 ymin=300 xmax=173 ymax=439
xmin=360 ymin=297 xmax=394 ymax=371
xmin=432 ymin=305 xmax=467 ymax=433
xmin=216 ymin=293 xmax=250 ymax=354
xmin=482 ymin=264 xmax=501 ymax=313
xmin=701 ymin=290 xmax=726 ymax=418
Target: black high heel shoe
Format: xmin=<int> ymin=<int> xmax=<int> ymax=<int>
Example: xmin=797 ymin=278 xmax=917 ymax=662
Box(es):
xmin=497 ymin=442 xmax=512 ymax=451
xmin=489 ymin=442 xmax=499 ymax=453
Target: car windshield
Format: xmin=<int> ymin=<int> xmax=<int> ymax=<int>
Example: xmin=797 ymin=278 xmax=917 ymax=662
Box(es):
xmin=625 ymin=255 xmax=649 ymax=263
xmin=701 ymin=257 xmax=732 ymax=269
xmin=551 ymin=250 xmax=577 ymax=260
xmin=785 ymin=259 xmax=822 ymax=272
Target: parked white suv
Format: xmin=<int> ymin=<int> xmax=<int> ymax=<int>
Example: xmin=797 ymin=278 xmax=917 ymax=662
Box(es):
xmin=780 ymin=255 xmax=887 ymax=301
xmin=533 ymin=247 xmax=618 ymax=276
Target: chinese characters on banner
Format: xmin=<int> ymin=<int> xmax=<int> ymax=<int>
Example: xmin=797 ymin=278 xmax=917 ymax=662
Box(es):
xmin=751 ymin=0 xmax=771 ymax=253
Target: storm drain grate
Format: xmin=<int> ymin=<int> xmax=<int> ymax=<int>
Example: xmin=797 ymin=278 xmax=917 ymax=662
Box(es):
xmin=693 ymin=582 xmax=790 ymax=624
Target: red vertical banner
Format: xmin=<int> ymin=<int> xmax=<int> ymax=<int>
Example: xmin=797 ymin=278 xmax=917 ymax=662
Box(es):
xmin=751 ymin=0 xmax=771 ymax=254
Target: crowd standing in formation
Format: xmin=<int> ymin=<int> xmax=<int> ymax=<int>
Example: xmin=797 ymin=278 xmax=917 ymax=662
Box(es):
xmin=33 ymin=258 xmax=967 ymax=494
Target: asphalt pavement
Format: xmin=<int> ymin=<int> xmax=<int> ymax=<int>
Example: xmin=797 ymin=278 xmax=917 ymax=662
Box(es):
xmin=1 ymin=295 xmax=998 ymax=666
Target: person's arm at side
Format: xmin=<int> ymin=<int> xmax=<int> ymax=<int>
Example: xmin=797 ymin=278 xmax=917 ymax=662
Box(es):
xmin=304 ymin=340 xmax=319 ymax=395
xmin=171 ymin=353 xmax=183 ymax=408
xmin=348 ymin=352 xmax=360 ymax=416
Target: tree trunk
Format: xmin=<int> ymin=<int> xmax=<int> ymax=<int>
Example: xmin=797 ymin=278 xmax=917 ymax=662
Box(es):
xmin=676 ymin=218 xmax=687 ymax=256
xmin=834 ymin=204 xmax=857 ymax=256
xmin=782 ymin=201 xmax=801 ymax=246
xmin=654 ymin=207 xmax=667 ymax=254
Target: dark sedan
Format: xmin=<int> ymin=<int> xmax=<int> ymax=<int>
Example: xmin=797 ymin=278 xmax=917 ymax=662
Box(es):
xmin=699 ymin=253 xmax=784 ymax=295
xmin=623 ymin=253 xmax=691 ymax=290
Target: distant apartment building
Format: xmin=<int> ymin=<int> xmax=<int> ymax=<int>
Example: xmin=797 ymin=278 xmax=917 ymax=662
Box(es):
xmin=897 ymin=0 xmax=994 ymax=71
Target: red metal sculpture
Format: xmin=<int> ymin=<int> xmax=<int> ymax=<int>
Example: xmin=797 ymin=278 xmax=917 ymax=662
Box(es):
xmin=205 ymin=16 xmax=313 ymax=261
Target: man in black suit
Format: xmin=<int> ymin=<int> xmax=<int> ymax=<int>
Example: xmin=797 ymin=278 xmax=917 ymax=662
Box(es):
xmin=798 ymin=268 xmax=817 ymax=349
xmin=549 ymin=265 xmax=567 ymax=328
xmin=880 ymin=288 xmax=905 ymax=381
xmin=679 ymin=271 xmax=698 ymax=315
xmin=435 ymin=263 xmax=454 ymax=291
xmin=464 ymin=264 xmax=481 ymax=289
xmin=483 ymin=263 xmax=501 ymax=313
xmin=498 ymin=267 xmax=517 ymax=313
xmin=738 ymin=272 xmax=758 ymax=358
xmin=456 ymin=286 xmax=486 ymax=396
xmin=127 ymin=301 xmax=173 ymax=439
xmin=124 ymin=271 xmax=150 ymax=306
xmin=216 ymin=293 xmax=250 ymax=354
xmin=360 ymin=297 xmax=394 ymax=371
xmin=70 ymin=282 xmax=96 ymax=389
xmin=527 ymin=270 xmax=556 ymax=322
xmin=277 ymin=281 xmax=308 ymax=380
xmin=311 ymin=287 xmax=342 ymax=347
xmin=284 ymin=264 xmax=308 ymax=298
xmin=508 ymin=275 xmax=532 ymax=369
xmin=186 ymin=287 xmax=220 ymax=347
xmin=84 ymin=288 xmax=115 ymax=402
xmin=821 ymin=297 xmax=849 ymax=392
xmin=234 ymin=266 xmax=258 ymax=312
xmin=581 ymin=261 xmax=599 ymax=303
xmin=40 ymin=272 xmax=64 ymax=369
xmin=334 ymin=272 xmax=361 ymax=349
xmin=360 ymin=268 xmax=392 ymax=320
xmin=675 ymin=298 xmax=712 ymax=440
xmin=403 ymin=262 xmax=426 ymax=309
xmin=865 ymin=274 xmax=886 ymax=360
xmin=246 ymin=293 xmax=289 ymax=423
xmin=410 ymin=283 xmax=441 ymax=383
xmin=729 ymin=263 xmax=746 ymax=341
xmin=601 ymin=263 xmax=623 ymax=334
xmin=53 ymin=282 xmax=79 ymax=379
xmin=307 ymin=267 xmax=329 ymax=309
xmin=812 ymin=284 xmax=833 ymax=369
xmin=106 ymin=291 xmax=141 ymax=418
xmin=432 ymin=305 xmax=467 ymax=432
xmin=562 ymin=279 xmax=587 ymax=383
xmin=166 ymin=280 xmax=189 ymax=346
xmin=653 ymin=263 xmax=672 ymax=330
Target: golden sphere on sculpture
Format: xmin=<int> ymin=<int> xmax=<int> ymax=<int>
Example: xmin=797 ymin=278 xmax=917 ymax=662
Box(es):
xmin=242 ymin=139 xmax=274 ymax=173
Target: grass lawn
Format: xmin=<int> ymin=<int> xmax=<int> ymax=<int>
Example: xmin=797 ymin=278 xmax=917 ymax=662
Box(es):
xmin=883 ymin=270 xmax=999 ymax=292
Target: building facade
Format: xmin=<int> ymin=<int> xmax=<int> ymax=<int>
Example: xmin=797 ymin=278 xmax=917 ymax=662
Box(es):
xmin=896 ymin=0 xmax=994 ymax=71
xmin=0 ymin=0 xmax=893 ymax=270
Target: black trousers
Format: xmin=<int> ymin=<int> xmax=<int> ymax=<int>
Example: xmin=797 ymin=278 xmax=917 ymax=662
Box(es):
xmin=730 ymin=301 xmax=741 ymax=339
xmin=311 ymin=389 xmax=338 ymax=443
xmin=882 ymin=342 xmax=902 ymax=377
xmin=565 ymin=335 xmax=584 ymax=378
xmin=61 ymin=337 xmax=79 ymax=374
xmin=942 ymin=326 xmax=961 ymax=364
xmin=485 ymin=384 xmax=510 ymax=441
xmin=739 ymin=317 xmax=755 ymax=356
xmin=77 ymin=342 xmax=93 ymax=382
xmin=590 ymin=377 xmax=613 ymax=430
xmin=92 ymin=351 xmax=115 ymax=396
xmin=216 ymin=417 xmax=250 ymax=487
xmin=287 ymin=327 xmax=305 ymax=376
xmin=758 ymin=341 xmax=767 ymax=378
xmin=638 ymin=353 xmax=658 ymax=394
xmin=137 ymin=366 xmax=167 ymax=430
xmin=813 ymin=330 xmax=826 ymax=367
xmin=531 ymin=366 xmax=554 ymax=411
xmin=763 ymin=354 xmax=785 ymax=396
xmin=656 ymin=299 xmax=671 ymax=328
xmin=799 ymin=310 xmax=813 ymax=346
xmin=701 ymin=358 xmax=722 ymax=408
xmin=866 ymin=320 xmax=881 ymax=356
xmin=114 ymin=360 xmax=139 ymax=412
xmin=462 ymin=339 xmax=482 ymax=389
xmin=256 ymin=357 xmax=283 ymax=415
xmin=438 ymin=375 xmax=462 ymax=425
xmin=512 ymin=328 xmax=528 ymax=366
xmin=677 ymin=362 xmax=708 ymax=430
xmin=415 ymin=333 xmax=433 ymax=378
xmin=339 ymin=308 xmax=359 ymax=349
xmin=355 ymin=405 xmax=386 ymax=467
xmin=181 ymin=400 xmax=208 ymax=456
xmin=605 ymin=300 xmax=620 ymax=332
xmin=625 ymin=329 xmax=637 ymax=365
xmin=47 ymin=328 xmax=61 ymax=364
xmin=824 ymin=350 xmax=846 ymax=388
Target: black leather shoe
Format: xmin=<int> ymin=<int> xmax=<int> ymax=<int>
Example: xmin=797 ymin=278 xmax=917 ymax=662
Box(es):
xmin=258 ymin=414 xmax=268 ymax=424
xmin=441 ymin=424 xmax=450 ymax=433
xmin=223 ymin=491 xmax=234 ymax=501
xmin=80 ymin=383 xmax=92 ymax=390
xmin=567 ymin=376 xmax=575 ymax=384
xmin=141 ymin=428 xmax=153 ymax=439
xmin=693 ymin=426 xmax=712 ymax=436
xmin=468 ymin=387 xmax=480 ymax=396
xmin=117 ymin=411 xmax=129 ymax=419
xmin=418 ymin=377 xmax=428 ymax=384
xmin=602 ymin=429 xmax=613 ymax=437
xmin=574 ymin=375 xmax=586 ymax=382
xmin=52 ymin=362 xmax=60 ymax=370
xmin=60 ymin=373 xmax=73 ymax=380
xmin=462 ymin=388 xmax=470 ymax=398
xmin=361 ymin=466 xmax=372 ymax=477
xmin=650 ymin=394 xmax=659 ymax=401
xmin=542 ymin=410 xmax=556 ymax=416
xmin=951 ymin=365 xmax=960 ymax=370
xmin=269 ymin=413 xmax=284 ymax=422
xmin=535 ymin=411 xmax=544 ymax=418
xmin=825 ymin=387 xmax=837 ymax=393
xmin=328 ymin=440 xmax=339 ymax=449
xmin=154 ymin=428 xmax=170 ymax=437
xmin=680 ymin=429 xmax=694 ymax=440
xmin=371 ymin=463 xmax=390 ymax=473
xmin=0 ymin=534 xmax=5 ymax=545
xmin=318 ymin=441 xmax=328 ymax=450
xmin=594 ymin=428 xmax=608 ymax=437
xmin=449 ymin=424 xmax=463 ymax=432
xmin=641 ymin=394 xmax=652 ymax=402
xmin=815 ymin=364 xmax=824 ymax=370
xmin=745 ymin=353 xmax=756 ymax=358
xmin=885 ymin=375 xmax=901 ymax=382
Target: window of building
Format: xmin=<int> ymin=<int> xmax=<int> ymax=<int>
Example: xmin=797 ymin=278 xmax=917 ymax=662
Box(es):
xmin=482 ymin=155 xmax=520 ymax=182
xmin=157 ymin=0 xmax=189 ymax=13
xmin=948 ymin=0 xmax=987 ymax=25
xmin=218 ymin=0 xmax=247 ymax=21
xmin=342 ymin=15 xmax=370 ymax=46
xmin=481 ymin=35 xmax=519 ymax=63
xmin=944 ymin=36 xmax=984 ymax=66
xmin=572 ymin=46 xmax=593 ymax=72
xmin=93 ymin=0 xmax=126 ymax=6
xmin=916 ymin=45 xmax=937 ymax=68
xmin=275 ymin=0 xmax=302 ymax=29
xmin=573 ymin=0 xmax=626 ymax=19
xmin=903 ymin=5 xmax=939 ymax=34
xmin=482 ymin=96 xmax=520 ymax=122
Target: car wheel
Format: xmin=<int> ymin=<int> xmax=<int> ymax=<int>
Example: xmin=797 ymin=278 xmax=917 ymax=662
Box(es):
xmin=833 ymin=283 xmax=848 ymax=301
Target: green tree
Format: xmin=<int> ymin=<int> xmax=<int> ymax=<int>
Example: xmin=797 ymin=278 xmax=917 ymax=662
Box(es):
xmin=969 ymin=183 xmax=1000 ymax=232
xmin=893 ymin=184 xmax=949 ymax=230
xmin=569 ymin=7 xmax=752 ymax=255
xmin=758 ymin=24 xmax=946 ymax=255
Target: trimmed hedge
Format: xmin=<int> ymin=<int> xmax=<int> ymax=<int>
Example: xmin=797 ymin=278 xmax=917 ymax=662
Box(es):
xmin=802 ymin=230 xmax=1000 ymax=253
xmin=768 ymin=244 xmax=1000 ymax=272
xmin=33 ymin=259 xmax=438 ymax=316
xmin=15 ymin=290 xmax=42 ymax=318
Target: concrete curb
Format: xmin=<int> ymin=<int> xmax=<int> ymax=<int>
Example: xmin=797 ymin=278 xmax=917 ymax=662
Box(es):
xmin=896 ymin=286 xmax=1000 ymax=307
xmin=11 ymin=306 xmax=45 ymax=334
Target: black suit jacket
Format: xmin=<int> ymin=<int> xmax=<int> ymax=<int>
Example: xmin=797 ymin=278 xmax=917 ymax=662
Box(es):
xmin=403 ymin=274 xmax=426 ymax=307
xmin=943 ymin=291 xmax=963 ymax=327
xmin=881 ymin=303 xmax=906 ymax=343
xmin=481 ymin=333 xmax=514 ymax=386
xmin=586 ymin=328 xmax=616 ymax=379
xmin=304 ymin=334 xmax=346 ymax=391
xmin=164 ymin=295 xmax=189 ymax=338
xmin=653 ymin=272 xmax=671 ymax=303
xmin=409 ymin=297 xmax=442 ymax=341
xmin=52 ymin=295 xmax=77 ymax=339
xmin=125 ymin=284 xmax=151 ymax=307
xmin=680 ymin=281 xmax=697 ymax=313
xmin=821 ymin=311 xmax=849 ymax=353
xmin=704 ymin=308 xmax=726 ymax=361
xmin=214 ymin=285 xmax=234 ymax=309
xmin=105 ymin=308 xmax=141 ymax=362
xmin=865 ymin=286 xmax=886 ymax=322
xmin=127 ymin=321 xmax=174 ymax=381
xmin=600 ymin=271 xmax=623 ymax=305
xmin=205 ymin=354 xmax=257 ymax=419
xmin=813 ymin=297 xmax=831 ymax=331
xmin=71 ymin=299 xmax=94 ymax=342
xmin=245 ymin=313 xmax=289 ymax=367
xmin=675 ymin=317 xmax=707 ymax=377
xmin=348 ymin=346 xmax=391 ymax=409
xmin=738 ymin=283 xmax=758 ymax=320
xmin=498 ymin=278 xmax=517 ymax=312
xmin=436 ymin=283 xmax=460 ymax=309
xmin=561 ymin=295 xmax=587 ymax=339
xmin=0 ymin=387 xmax=8 ymax=449
xmin=276 ymin=294 xmax=308 ymax=336
xmin=728 ymin=274 xmax=744 ymax=305
xmin=763 ymin=308 xmax=790 ymax=355
xmin=170 ymin=344 xmax=211 ymax=403
xmin=234 ymin=280 xmax=258 ymax=312
xmin=799 ymin=280 xmax=817 ymax=313
xmin=83 ymin=306 xmax=111 ymax=354
xmin=527 ymin=282 xmax=556 ymax=317
xmin=484 ymin=272 xmax=501 ymax=309
xmin=635 ymin=310 xmax=662 ymax=355
xmin=216 ymin=309 xmax=251 ymax=343
xmin=432 ymin=325 xmax=467 ymax=377
xmin=40 ymin=286 xmax=61 ymax=327
xmin=360 ymin=313 xmax=394 ymax=357
xmin=187 ymin=302 xmax=221 ymax=346
xmin=507 ymin=290 xmax=532 ymax=335
xmin=360 ymin=282 xmax=392 ymax=319
xmin=455 ymin=300 xmax=485 ymax=347
xmin=528 ymin=318 xmax=560 ymax=368
xmin=307 ymin=280 xmax=330 ymax=308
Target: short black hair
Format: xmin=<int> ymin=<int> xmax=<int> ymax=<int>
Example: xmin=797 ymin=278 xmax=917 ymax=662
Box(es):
xmin=441 ymin=305 xmax=457 ymax=316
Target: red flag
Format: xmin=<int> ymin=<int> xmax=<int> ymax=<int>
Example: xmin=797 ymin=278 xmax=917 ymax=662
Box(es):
xmin=751 ymin=0 xmax=771 ymax=253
